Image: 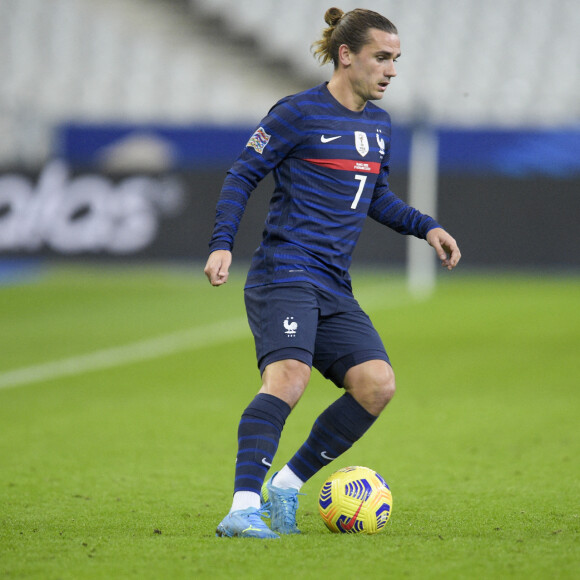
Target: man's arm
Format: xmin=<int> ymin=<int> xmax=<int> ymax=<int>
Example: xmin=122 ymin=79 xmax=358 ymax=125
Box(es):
xmin=369 ymin=157 xmax=461 ymax=270
xmin=205 ymin=97 xmax=304 ymax=286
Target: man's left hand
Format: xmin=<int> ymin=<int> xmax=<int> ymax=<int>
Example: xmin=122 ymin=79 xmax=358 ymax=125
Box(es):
xmin=426 ymin=228 xmax=461 ymax=270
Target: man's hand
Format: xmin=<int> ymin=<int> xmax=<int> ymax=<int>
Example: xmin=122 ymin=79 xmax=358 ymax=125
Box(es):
xmin=426 ymin=228 xmax=461 ymax=271
xmin=204 ymin=250 xmax=232 ymax=286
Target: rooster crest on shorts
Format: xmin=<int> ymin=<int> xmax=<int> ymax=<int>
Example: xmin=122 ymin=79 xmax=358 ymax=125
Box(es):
xmin=283 ymin=317 xmax=298 ymax=336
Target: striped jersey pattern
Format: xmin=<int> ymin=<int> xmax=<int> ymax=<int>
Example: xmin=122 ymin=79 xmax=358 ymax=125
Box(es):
xmin=208 ymin=82 xmax=440 ymax=296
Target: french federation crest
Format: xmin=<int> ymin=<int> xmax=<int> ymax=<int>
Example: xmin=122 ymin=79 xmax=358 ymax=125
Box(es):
xmin=284 ymin=316 xmax=297 ymax=336
xmin=376 ymin=129 xmax=385 ymax=157
xmin=354 ymin=131 xmax=369 ymax=157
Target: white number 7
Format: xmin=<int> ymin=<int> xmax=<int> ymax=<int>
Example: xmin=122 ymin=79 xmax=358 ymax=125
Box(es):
xmin=351 ymin=174 xmax=367 ymax=209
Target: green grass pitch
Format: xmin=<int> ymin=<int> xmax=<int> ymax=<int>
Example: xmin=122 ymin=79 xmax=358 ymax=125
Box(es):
xmin=0 ymin=265 xmax=578 ymax=579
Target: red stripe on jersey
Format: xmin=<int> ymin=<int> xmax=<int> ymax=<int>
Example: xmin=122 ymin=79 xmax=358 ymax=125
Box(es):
xmin=303 ymin=158 xmax=380 ymax=174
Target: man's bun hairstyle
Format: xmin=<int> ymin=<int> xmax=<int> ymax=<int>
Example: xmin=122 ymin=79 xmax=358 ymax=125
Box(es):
xmin=312 ymin=7 xmax=398 ymax=69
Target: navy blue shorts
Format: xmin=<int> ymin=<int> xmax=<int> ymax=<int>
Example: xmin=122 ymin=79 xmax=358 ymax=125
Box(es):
xmin=244 ymin=282 xmax=390 ymax=388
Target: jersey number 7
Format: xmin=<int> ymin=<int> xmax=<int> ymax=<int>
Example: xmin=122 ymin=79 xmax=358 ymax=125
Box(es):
xmin=351 ymin=174 xmax=367 ymax=209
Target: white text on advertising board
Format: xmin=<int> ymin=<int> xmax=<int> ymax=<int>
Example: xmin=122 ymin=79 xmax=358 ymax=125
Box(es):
xmin=0 ymin=161 xmax=185 ymax=254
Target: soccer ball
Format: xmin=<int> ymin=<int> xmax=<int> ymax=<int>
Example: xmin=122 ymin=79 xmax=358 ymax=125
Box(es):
xmin=318 ymin=466 xmax=392 ymax=534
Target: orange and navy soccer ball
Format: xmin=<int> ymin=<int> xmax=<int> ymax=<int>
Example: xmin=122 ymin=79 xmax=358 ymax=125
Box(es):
xmin=318 ymin=466 xmax=393 ymax=534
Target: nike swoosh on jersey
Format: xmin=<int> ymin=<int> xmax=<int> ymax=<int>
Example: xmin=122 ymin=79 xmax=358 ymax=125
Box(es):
xmin=320 ymin=135 xmax=342 ymax=143
xmin=262 ymin=458 xmax=272 ymax=467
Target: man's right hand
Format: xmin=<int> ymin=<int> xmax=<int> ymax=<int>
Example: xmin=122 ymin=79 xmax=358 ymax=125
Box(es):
xmin=204 ymin=250 xmax=233 ymax=286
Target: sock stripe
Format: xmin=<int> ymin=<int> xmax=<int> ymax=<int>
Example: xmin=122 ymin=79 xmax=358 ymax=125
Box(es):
xmin=236 ymin=449 xmax=274 ymax=459
xmin=313 ymin=419 xmax=351 ymax=448
xmin=238 ymin=434 xmax=279 ymax=446
xmin=235 ymin=459 xmax=272 ymax=468
xmin=292 ymin=450 xmax=318 ymax=473
xmin=240 ymin=417 xmax=281 ymax=429
xmin=307 ymin=429 xmax=342 ymax=457
xmin=235 ymin=486 xmax=264 ymax=493
xmin=235 ymin=473 xmax=264 ymax=485
xmin=302 ymin=440 xmax=338 ymax=463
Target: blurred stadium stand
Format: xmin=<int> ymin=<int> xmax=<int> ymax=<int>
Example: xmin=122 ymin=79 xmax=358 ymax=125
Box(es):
xmin=0 ymin=0 xmax=579 ymax=270
xmin=0 ymin=0 xmax=305 ymax=166
xmin=0 ymin=0 xmax=579 ymax=166
xmin=192 ymin=0 xmax=580 ymax=127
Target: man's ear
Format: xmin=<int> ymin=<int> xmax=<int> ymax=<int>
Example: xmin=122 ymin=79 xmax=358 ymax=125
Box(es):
xmin=337 ymin=43 xmax=351 ymax=66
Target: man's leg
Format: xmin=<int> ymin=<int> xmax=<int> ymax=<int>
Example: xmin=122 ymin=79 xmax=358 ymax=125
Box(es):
xmin=267 ymin=360 xmax=395 ymax=532
xmin=216 ymin=360 xmax=310 ymax=538
xmin=231 ymin=360 xmax=309 ymax=509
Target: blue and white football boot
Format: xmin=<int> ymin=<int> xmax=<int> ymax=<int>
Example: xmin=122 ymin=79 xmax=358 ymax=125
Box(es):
xmin=262 ymin=473 xmax=302 ymax=535
xmin=215 ymin=507 xmax=279 ymax=539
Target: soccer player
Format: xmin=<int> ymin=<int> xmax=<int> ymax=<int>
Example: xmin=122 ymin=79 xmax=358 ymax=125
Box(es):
xmin=205 ymin=7 xmax=460 ymax=539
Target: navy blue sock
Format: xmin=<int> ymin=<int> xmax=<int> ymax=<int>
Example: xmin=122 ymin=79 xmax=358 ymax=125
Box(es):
xmin=234 ymin=393 xmax=291 ymax=494
xmin=287 ymin=393 xmax=377 ymax=483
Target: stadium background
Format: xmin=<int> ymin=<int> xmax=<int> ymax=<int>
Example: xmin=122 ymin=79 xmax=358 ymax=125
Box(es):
xmin=1 ymin=2 xmax=579 ymax=577
xmin=0 ymin=0 xmax=579 ymax=272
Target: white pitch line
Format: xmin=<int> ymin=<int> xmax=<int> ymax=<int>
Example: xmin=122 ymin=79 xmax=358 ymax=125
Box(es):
xmin=0 ymin=316 xmax=248 ymax=391
xmin=0 ymin=281 xmax=417 ymax=392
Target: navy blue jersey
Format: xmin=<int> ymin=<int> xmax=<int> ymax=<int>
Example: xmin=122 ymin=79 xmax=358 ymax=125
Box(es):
xmin=208 ymin=82 xmax=440 ymax=296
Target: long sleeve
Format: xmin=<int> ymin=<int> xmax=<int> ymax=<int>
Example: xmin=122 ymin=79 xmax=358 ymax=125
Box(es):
xmin=208 ymin=98 xmax=304 ymax=253
xmin=368 ymin=138 xmax=440 ymax=239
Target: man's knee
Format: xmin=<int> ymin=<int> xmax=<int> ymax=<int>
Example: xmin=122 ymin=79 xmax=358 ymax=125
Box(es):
xmin=344 ymin=360 xmax=396 ymax=416
xmin=366 ymin=362 xmax=396 ymax=411
xmin=260 ymin=359 xmax=311 ymax=409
